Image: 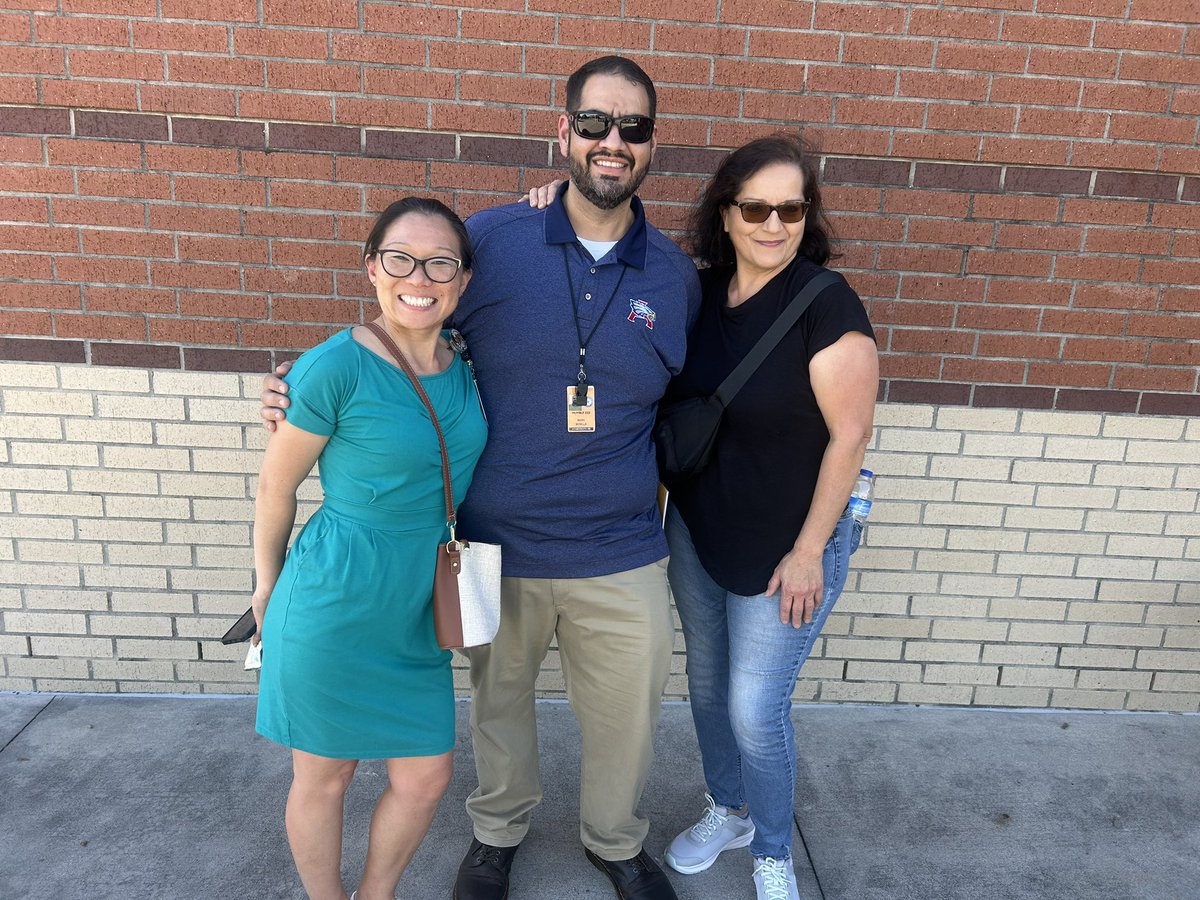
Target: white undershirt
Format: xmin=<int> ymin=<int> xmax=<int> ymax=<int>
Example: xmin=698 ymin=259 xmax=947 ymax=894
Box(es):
xmin=577 ymin=238 xmax=618 ymax=261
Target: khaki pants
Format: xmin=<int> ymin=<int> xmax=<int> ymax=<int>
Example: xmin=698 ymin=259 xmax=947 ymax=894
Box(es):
xmin=463 ymin=560 xmax=674 ymax=860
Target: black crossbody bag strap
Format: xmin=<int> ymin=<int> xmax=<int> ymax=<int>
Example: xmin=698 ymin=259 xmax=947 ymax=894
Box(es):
xmin=712 ymin=270 xmax=840 ymax=408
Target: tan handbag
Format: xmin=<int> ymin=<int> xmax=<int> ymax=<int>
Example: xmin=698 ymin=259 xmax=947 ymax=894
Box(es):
xmin=364 ymin=322 xmax=501 ymax=650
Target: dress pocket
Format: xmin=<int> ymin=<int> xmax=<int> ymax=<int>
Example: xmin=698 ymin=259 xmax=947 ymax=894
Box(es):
xmin=287 ymin=510 xmax=333 ymax=568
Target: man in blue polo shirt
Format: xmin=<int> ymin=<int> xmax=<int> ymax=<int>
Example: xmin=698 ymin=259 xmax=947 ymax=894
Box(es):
xmin=450 ymin=56 xmax=698 ymax=900
xmin=262 ymin=56 xmax=699 ymax=900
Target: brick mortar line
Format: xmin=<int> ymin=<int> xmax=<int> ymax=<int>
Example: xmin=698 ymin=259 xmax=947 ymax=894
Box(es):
xmin=1 ymin=105 xmax=1198 ymax=184
xmin=0 ymin=343 xmax=1197 ymax=418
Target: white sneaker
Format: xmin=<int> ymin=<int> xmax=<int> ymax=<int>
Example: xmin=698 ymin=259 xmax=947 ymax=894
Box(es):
xmin=663 ymin=792 xmax=755 ymax=874
xmin=752 ymin=856 xmax=800 ymax=900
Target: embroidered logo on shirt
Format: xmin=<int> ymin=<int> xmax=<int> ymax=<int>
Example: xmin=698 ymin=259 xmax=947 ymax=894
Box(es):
xmin=627 ymin=298 xmax=656 ymax=330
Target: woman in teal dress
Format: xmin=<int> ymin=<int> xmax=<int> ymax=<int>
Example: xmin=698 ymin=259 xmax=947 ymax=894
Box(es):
xmin=251 ymin=198 xmax=487 ymax=900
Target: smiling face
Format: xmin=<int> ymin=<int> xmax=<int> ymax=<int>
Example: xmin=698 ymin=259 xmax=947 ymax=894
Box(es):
xmin=720 ymin=161 xmax=808 ymax=281
xmin=558 ymin=72 xmax=656 ymax=211
xmin=365 ymin=212 xmax=471 ymax=336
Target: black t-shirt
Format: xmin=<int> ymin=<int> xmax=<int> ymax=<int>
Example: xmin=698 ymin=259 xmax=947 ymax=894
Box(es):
xmin=664 ymin=256 xmax=875 ymax=595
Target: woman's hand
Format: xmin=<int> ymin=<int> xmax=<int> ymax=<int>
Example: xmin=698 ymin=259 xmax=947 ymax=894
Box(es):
xmin=250 ymin=590 xmax=270 ymax=647
xmin=522 ymin=179 xmax=564 ymax=209
xmin=766 ymin=548 xmax=824 ymax=627
xmin=259 ymin=360 xmax=293 ymax=432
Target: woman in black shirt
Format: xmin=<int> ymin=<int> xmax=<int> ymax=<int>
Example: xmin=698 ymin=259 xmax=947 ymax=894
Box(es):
xmin=522 ymin=134 xmax=877 ymax=900
xmin=660 ymin=135 xmax=878 ymax=900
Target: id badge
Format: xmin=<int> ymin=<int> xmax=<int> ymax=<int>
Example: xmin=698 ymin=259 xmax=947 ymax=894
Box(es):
xmin=566 ymin=385 xmax=596 ymax=432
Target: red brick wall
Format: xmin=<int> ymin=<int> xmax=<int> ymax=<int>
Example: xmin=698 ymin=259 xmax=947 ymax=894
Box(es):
xmin=1 ymin=1 xmax=1197 ymax=415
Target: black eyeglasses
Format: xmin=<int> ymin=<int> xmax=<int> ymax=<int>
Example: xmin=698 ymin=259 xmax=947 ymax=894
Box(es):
xmin=569 ymin=110 xmax=655 ymax=144
xmin=730 ymin=200 xmax=811 ymax=224
xmin=375 ymin=250 xmax=463 ymax=284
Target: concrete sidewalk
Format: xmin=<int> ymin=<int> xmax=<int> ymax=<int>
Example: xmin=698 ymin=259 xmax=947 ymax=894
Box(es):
xmin=1 ymin=694 xmax=1197 ymax=900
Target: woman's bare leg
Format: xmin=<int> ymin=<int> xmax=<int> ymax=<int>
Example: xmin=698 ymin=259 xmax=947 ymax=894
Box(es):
xmin=356 ymin=752 xmax=454 ymax=900
xmin=286 ymin=749 xmax=358 ymax=900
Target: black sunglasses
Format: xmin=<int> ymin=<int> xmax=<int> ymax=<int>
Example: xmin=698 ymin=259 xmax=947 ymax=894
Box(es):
xmin=729 ymin=200 xmax=811 ymax=224
xmin=569 ymin=110 xmax=655 ymax=144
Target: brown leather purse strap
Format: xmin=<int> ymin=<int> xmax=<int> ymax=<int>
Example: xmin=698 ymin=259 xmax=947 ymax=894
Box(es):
xmin=363 ymin=321 xmax=456 ymax=531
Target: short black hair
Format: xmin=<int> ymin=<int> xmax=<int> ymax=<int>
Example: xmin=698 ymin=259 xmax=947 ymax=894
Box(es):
xmin=688 ymin=133 xmax=837 ymax=268
xmin=363 ymin=197 xmax=473 ymax=271
xmin=565 ymin=55 xmax=656 ymax=119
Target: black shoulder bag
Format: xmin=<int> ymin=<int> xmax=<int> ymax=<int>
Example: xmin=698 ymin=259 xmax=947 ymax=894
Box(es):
xmin=654 ymin=270 xmax=839 ymax=490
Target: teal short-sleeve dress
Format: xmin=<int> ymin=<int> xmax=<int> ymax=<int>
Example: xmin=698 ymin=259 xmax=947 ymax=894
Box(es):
xmin=255 ymin=328 xmax=487 ymax=759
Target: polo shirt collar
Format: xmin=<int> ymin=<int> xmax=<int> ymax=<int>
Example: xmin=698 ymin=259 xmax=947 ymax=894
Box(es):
xmin=544 ymin=182 xmax=649 ymax=269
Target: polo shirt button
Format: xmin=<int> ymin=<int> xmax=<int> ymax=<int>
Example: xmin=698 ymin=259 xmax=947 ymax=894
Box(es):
xmin=590 ymin=268 xmax=596 ymax=273
xmin=584 ymin=292 xmax=592 ymax=300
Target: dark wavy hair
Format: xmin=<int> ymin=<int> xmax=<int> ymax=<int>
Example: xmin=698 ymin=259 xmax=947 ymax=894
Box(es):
xmin=688 ymin=133 xmax=837 ymax=268
xmin=565 ymin=55 xmax=656 ymax=118
xmin=363 ymin=197 xmax=473 ymax=271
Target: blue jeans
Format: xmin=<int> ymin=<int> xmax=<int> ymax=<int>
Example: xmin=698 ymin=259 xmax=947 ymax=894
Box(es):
xmin=665 ymin=503 xmax=861 ymax=860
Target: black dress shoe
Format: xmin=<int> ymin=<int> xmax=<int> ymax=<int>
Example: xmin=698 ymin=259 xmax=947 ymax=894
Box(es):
xmin=453 ymin=838 xmax=519 ymax=900
xmin=585 ymin=848 xmax=679 ymax=900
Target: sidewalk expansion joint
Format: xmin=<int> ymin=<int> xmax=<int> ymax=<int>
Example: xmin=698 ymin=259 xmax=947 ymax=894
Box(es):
xmin=0 ymin=694 xmax=57 ymax=756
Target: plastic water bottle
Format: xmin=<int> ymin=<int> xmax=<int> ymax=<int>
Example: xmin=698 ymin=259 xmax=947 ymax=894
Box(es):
xmin=848 ymin=469 xmax=874 ymax=524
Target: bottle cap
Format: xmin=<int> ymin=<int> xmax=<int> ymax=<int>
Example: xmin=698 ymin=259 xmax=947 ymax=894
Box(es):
xmin=860 ymin=468 xmax=873 ymax=477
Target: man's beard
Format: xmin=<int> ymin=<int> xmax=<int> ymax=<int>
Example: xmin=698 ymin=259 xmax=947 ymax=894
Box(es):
xmin=568 ymin=145 xmax=650 ymax=211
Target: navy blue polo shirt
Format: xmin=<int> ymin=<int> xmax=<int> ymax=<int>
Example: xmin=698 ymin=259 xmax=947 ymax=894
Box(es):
xmin=451 ymin=185 xmax=701 ymax=578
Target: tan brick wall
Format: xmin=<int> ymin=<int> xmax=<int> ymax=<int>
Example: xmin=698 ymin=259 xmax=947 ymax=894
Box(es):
xmin=1 ymin=361 xmax=1197 ymax=710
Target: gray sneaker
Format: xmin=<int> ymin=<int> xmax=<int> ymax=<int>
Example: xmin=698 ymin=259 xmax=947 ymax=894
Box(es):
xmin=752 ymin=856 xmax=799 ymax=900
xmin=664 ymin=793 xmax=755 ymax=874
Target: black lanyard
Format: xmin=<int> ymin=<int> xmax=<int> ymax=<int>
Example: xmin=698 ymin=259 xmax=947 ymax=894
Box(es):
xmin=561 ymin=244 xmax=628 ymax=406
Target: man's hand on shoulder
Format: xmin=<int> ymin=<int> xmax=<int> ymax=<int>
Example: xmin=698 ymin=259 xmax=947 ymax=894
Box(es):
xmin=260 ymin=361 xmax=293 ymax=433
